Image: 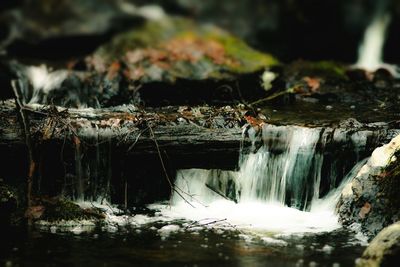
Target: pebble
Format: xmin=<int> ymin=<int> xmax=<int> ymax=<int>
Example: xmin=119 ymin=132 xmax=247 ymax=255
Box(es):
xmin=295 ymin=259 xmax=304 ymax=267
xmin=50 ymin=226 xmax=57 ymax=234
xmin=325 ymin=105 xmax=333 ymax=110
xmin=322 ymin=244 xmax=333 ymax=254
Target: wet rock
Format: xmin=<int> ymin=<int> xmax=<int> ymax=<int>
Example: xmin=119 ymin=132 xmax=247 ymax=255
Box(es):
xmin=263 ymin=60 xmax=400 ymax=110
xmin=373 ymin=68 xmax=393 ymax=90
xmin=31 ymin=198 xmax=105 ymax=222
xmin=337 ymin=134 xmax=400 ymax=238
xmin=356 ymin=221 xmax=400 ymax=267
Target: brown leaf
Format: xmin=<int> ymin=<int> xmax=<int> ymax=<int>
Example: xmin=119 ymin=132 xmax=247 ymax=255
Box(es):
xmin=358 ymin=202 xmax=372 ymax=219
xmin=303 ymin=76 xmax=321 ymax=92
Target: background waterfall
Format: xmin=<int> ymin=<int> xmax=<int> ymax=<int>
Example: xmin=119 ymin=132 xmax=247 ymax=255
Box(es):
xmin=355 ymin=0 xmax=396 ymax=74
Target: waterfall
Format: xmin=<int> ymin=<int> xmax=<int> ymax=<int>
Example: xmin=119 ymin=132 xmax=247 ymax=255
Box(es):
xmin=165 ymin=124 xmax=370 ymax=233
xmin=237 ymin=126 xmax=322 ymax=209
xmin=25 ymin=65 xmax=68 ymax=104
xmin=355 ymin=0 xmax=397 ymax=74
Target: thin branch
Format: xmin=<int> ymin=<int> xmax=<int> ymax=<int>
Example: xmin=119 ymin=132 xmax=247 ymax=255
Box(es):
xmin=147 ymin=123 xmax=195 ymax=208
xmin=205 ymin=183 xmax=237 ymax=203
xmin=11 ymin=80 xmax=35 ymax=218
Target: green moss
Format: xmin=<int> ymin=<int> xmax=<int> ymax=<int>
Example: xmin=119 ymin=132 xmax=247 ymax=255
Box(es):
xmin=207 ymin=31 xmax=279 ymax=73
xmin=288 ymin=60 xmax=348 ymax=81
xmin=310 ymin=61 xmax=347 ymax=79
xmin=93 ymin=16 xmax=279 ymax=82
xmin=96 ymin=18 xmax=182 ymax=59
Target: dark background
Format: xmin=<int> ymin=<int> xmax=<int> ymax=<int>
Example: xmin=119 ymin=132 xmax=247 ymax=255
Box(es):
xmin=0 ymin=0 xmax=399 ymax=63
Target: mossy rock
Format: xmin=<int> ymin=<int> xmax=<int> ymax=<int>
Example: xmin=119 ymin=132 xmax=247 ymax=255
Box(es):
xmin=283 ymin=60 xmax=348 ymax=81
xmin=40 ymin=199 xmax=104 ymax=222
xmin=356 ymin=222 xmax=400 ymax=267
xmin=89 ymin=17 xmax=278 ymax=84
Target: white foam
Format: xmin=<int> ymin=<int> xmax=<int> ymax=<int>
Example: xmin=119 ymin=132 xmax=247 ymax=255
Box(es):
xmin=261 ymin=237 xmax=288 ymax=246
xmin=158 ymin=225 xmax=181 ymax=238
xmin=159 ymin=199 xmax=340 ymax=234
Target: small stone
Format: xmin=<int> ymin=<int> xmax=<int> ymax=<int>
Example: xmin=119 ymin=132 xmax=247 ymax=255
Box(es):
xmin=296 ymin=259 xmax=304 ymax=267
xmin=322 ymin=244 xmax=333 ymax=254
xmin=325 ymin=105 xmax=333 ymax=110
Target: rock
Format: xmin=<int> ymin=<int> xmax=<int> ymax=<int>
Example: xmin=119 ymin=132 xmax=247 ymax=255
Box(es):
xmin=0 ymin=0 xmax=144 ymax=55
xmin=337 ymin=134 xmax=400 ymax=238
xmin=356 ymin=221 xmax=400 ymax=267
xmin=267 ymin=60 xmax=400 ymax=110
xmin=35 ymin=198 xmax=105 ymax=222
xmin=88 ymin=16 xmax=277 ymax=82
xmin=9 ymin=16 xmax=278 ymax=107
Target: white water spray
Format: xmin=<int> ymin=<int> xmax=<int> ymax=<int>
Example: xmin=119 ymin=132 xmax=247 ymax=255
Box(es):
xmin=162 ymin=125 xmax=370 ymax=234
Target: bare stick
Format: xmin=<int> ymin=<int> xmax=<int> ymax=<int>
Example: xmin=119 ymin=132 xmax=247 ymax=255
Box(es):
xmin=147 ymin=124 xmax=195 ymax=208
xmin=205 ymin=183 xmax=237 ymax=203
xmin=124 ymin=179 xmax=128 ymax=211
xmin=11 ymin=80 xmax=35 ymax=222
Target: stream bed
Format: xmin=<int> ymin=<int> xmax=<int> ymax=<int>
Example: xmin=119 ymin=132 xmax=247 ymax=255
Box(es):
xmin=1 ymin=222 xmax=365 ymax=267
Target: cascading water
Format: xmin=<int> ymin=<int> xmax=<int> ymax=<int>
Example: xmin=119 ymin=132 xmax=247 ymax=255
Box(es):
xmin=161 ymin=124 xmax=370 ymax=234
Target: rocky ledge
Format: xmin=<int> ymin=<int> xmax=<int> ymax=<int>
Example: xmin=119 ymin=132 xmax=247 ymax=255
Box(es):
xmin=337 ymin=134 xmax=400 ymax=238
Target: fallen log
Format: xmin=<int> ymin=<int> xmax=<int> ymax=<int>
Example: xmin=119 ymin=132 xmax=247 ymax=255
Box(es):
xmin=1 ymin=99 xmax=399 ymax=205
xmin=0 ymin=100 xmax=248 ymax=169
xmin=1 ymin=99 xmax=399 ymax=167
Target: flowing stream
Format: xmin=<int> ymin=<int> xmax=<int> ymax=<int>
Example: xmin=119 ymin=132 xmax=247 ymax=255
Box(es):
xmin=159 ymin=125 xmax=369 ymax=235
xmin=2 ymin=124 xmax=375 ymax=267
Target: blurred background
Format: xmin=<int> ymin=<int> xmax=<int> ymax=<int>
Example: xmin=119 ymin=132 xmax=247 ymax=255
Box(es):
xmin=0 ymin=0 xmax=399 ymax=63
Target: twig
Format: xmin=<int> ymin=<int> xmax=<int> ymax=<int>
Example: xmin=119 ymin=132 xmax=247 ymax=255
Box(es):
xmin=11 ymin=80 xmax=35 ymax=222
xmin=205 ymin=183 xmax=237 ymax=203
xmin=147 ymin=123 xmax=195 ymax=208
xmin=185 ymin=218 xmax=227 ymax=229
xmin=249 ymin=87 xmax=295 ymax=106
xmin=127 ymin=128 xmax=148 ymax=152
